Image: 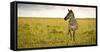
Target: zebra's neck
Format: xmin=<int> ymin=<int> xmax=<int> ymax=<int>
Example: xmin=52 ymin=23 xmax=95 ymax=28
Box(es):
xmin=69 ymin=12 xmax=76 ymax=22
xmin=69 ymin=12 xmax=75 ymax=21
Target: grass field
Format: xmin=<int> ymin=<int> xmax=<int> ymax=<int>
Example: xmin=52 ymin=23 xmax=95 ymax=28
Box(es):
xmin=17 ymin=17 xmax=96 ymax=49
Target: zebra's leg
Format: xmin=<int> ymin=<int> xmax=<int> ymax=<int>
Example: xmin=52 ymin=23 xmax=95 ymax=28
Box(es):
xmin=68 ymin=29 xmax=70 ymax=40
xmin=68 ymin=29 xmax=72 ymax=40
xmin=73 ymin=31 xmax=75 ymax=41
xmin=68 ymin=29 xmax=70 ymax=35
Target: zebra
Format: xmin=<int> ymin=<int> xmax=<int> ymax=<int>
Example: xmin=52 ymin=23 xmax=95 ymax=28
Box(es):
xmin=64 ymin=9 xmax=78 ymax=41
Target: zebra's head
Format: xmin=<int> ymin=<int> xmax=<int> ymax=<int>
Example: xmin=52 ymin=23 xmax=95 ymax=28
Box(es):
xmin=64 ymin=9 xmax=73 ymax=21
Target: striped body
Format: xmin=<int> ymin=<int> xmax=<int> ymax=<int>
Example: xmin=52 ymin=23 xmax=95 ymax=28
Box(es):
xmin=69 ymin=18 xmax=78 ymax=31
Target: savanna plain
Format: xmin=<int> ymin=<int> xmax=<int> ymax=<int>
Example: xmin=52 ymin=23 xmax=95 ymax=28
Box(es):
xmin=17 ymin=17 xmax=96 ymax=49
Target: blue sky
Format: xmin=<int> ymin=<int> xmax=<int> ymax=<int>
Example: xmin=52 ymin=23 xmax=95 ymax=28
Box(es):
xmin=18 ymin=3 xmax=96 ymax=18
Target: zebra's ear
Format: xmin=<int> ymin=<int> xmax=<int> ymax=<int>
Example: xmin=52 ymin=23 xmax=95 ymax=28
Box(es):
xmin=68 ymin=9 xmax=70 ymax=11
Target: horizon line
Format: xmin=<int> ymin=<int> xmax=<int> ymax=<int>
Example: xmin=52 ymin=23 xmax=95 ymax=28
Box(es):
xmin=18 ymin=16 xmax=96 ymax=18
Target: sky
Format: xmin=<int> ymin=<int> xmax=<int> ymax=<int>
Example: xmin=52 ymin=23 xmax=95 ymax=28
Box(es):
xmin=18 ymin=3 xmax=96 ymax=18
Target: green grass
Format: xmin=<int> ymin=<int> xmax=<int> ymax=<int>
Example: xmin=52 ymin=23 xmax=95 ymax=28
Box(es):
xmin=17 ymin=17 xmax=96 ymax=49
